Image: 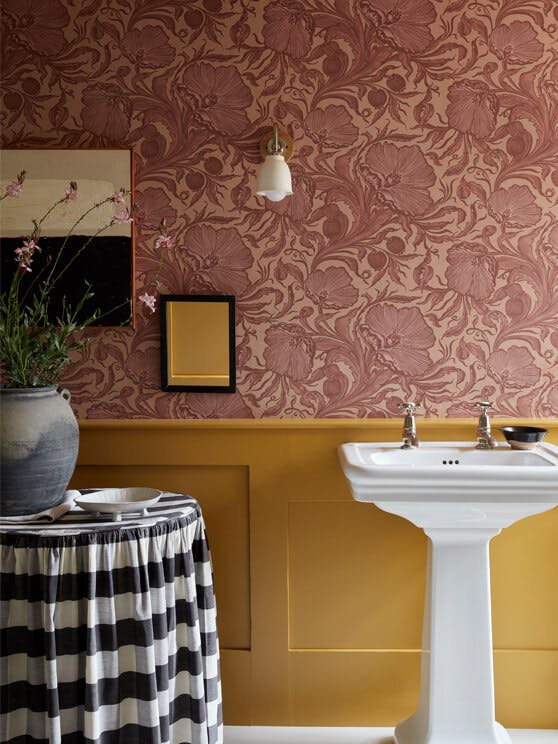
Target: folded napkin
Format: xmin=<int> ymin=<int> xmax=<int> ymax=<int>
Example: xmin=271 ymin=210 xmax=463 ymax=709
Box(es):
xmin=0 ymin=489 xmax=78 ymax=524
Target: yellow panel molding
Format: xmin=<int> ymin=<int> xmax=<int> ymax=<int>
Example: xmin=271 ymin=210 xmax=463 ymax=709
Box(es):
xmin=74 ymin=418 xmax=558 ymax=727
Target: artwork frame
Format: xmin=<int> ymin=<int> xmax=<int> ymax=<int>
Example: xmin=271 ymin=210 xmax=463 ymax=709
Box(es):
xmin=0 ymin=148 xmax=135 ymax=328
xmin=160 ymin=294 xmax=236 ymax=393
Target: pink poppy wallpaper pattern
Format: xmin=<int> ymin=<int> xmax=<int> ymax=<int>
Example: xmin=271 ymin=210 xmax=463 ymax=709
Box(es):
xmin=1 ymin=0 xmax=558 ymax=419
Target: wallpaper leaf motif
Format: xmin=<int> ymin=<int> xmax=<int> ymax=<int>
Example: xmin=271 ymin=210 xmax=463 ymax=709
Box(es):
xmin=1 ymin=0 xmax=557 ymax=418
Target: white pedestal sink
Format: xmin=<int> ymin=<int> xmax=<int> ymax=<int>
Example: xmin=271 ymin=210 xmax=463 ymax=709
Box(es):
xmin=338 ymin=441 xmax=558 ymax=744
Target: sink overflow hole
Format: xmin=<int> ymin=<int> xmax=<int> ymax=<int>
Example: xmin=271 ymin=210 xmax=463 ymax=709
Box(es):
xmin=442 ymin=460 xmax=460 ymax=465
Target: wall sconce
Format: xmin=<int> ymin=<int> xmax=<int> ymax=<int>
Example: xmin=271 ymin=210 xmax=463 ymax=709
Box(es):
xmin=256 ymin=124 xmax=294 ymax=202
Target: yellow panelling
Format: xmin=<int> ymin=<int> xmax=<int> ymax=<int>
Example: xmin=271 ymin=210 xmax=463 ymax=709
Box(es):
xmin=288 ymin=502 xmax=426 ymax=650
xmin=494 ymin=651 xmax=558 ymax=729
xmin=220 ymin=650 xmax=252 ymax=723
xmin=492 ymin=508 xmax=558 ymax=649
xmin=75 ymin=418 xmax=558 ymax=727
xmin=289 ymin=650 xmax=421 ymax=725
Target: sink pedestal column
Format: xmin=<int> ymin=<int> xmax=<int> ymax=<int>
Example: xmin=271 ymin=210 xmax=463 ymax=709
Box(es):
xmin=394 ymin=527 xmax=512 ymax=744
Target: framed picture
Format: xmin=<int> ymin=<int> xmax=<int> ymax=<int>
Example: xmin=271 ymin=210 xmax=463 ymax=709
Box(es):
xmin=160 ymin=295 xmax=236 ymax=393
xmin=0 ymin=148 xmax=134 ymax=327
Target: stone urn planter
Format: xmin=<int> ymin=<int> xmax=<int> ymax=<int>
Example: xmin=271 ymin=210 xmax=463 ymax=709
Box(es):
xmin=0 ymin=386 xmax=79 ymax=516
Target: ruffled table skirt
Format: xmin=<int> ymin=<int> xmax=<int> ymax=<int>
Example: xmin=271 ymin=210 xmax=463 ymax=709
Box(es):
xmin=0 ymin=493 xmax=222 ymax=744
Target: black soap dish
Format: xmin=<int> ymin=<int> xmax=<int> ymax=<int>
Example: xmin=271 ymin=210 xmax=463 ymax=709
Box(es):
xmin=499 ymin=426 xmax=547 ymax=450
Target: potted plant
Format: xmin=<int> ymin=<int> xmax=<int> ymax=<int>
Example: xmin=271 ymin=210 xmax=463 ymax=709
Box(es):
xmin=0 ymin=171 xmax=169 ymax=516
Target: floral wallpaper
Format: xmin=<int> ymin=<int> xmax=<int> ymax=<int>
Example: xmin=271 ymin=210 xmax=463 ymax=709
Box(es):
xmin=1 ymin=0 xmax=558 ymax=418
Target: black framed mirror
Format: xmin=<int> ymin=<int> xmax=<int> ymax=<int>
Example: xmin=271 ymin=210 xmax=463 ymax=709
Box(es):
xmin=160 ymin=295 xmax=236 ymax=393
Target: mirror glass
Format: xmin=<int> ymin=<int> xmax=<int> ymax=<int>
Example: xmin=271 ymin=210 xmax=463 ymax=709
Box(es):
xmin=161 ymin=295 xmax=235 ymax=392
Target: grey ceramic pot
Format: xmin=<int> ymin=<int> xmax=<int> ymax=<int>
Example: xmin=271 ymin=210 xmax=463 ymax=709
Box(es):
xmin=0 ymin=386 xmax=79 ymax=516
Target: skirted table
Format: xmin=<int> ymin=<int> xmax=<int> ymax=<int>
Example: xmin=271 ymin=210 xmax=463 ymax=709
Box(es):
xmin=0 ymin=493 xmax=222 ymax=744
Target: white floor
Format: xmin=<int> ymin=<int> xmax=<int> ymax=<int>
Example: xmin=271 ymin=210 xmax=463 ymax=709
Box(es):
xmin=224 ymin=726 xmax=558 ymax=744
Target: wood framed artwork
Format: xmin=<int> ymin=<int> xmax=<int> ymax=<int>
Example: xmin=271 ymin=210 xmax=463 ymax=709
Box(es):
xmin=0 ymin=148 xmax=134 ymax=326
xmin=160 ymin=295 xmax=236 ymax=393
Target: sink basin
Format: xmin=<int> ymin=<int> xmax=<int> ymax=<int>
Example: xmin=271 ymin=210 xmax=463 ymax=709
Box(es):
xmin=338 ymin=439 xmax=558 ymax=744
xmin=339 ymin=441 xmax=558 ymax=528
xmin=361 ymin=443 xmax=555 ymax=467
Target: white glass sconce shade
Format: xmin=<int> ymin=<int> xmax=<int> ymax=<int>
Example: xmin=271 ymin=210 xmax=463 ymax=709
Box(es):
xmin=256 ymin=154 xmax=293 ymax=202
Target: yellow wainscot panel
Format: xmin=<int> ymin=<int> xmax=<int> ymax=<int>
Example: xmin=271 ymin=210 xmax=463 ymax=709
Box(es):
xmin=495 ymin=650 xmax=558 ymax=728
xmin=288 ymin=501 xmax=426 ymax=650
xmin=220 ymin=649 xmax=252 ymax=724
xmin=492 ymin=507 xmax=558 ymax=649
xmin=288 ymin=650 xmax=421 ymax=725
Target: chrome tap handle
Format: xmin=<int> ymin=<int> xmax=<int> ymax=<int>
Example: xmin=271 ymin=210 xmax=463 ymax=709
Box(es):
xmin=397 ymin=403 xmax=422 ymax=448
xmin=397 ymin=402 xmax=422 ymax=414
xmin=474 ymin=401 xmax=496 ymax=448
xmin=474 ymin=401 xmax=494 ymax=429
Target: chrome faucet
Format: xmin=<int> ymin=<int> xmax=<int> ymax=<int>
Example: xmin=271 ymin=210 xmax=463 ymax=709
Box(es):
xmin=475 ymin=401 xmax=497 ymax=449
xmin=398 ymin=402 xmax=422 ymax=449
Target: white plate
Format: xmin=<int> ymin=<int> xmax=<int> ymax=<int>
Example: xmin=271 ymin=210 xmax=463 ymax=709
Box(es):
xmin=74 ymin=488 xmax=162 ymax=521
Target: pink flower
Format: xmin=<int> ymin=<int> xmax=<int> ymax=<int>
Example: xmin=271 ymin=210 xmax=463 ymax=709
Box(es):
xmin=305 ymin=267 xmax=358 ymax=309
xmin=14 ymin=239 xmax=40 ymax=271
xmin=489 ymin=21 xmax=543 ymax=65
xmin=264 ymin=323 xmax=315 ymax=379
xmin=121 ymin=25 xmax=175 ymax=69
xmin=110 ymin=189 xmax=126 ymax=204
xmin=304 ymin=105 xmax=358 ymax=148
xmin=361 ymin=0 xmax=436 ymax=53
xmin=2 ymin=0 xmax=69 ymax=57
xmin=139 ymin=293 xmax=156 ymax=313
xmin=263 ymin=1 xmax=314 ymax=58
xmin=488 ymin=347 xmax=540 ymax=388
xmin=179 ymin=63 xmax=252 ymax=135
xmin=187 ymin=224 xmax=253 ymax=294
xmin=112 ymin=209 xmax=133 ymax=224
xmin=64 ymin=182 xmax=77 ymax=201
xmin=445 ymin=243 xmax=497 ymax=300
xmin=447 ymin=80 xmax=498 ymax=138
xmin=360 ymin=143 xmax=435 ymax=216
xmin=5 ymin=180 xmax=23 ymax=197
xmin=488 ymin=185 xmax=541 ymax=228
xmin=81 ymin=83 xmax=131 ymax=140
xmin=155 ymin=234 xmax=173 ymax=251
xmin=364 ymin=303 xmax=435 ymax=377
xmin=3 ymin=170 xmax=25 ymax=199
